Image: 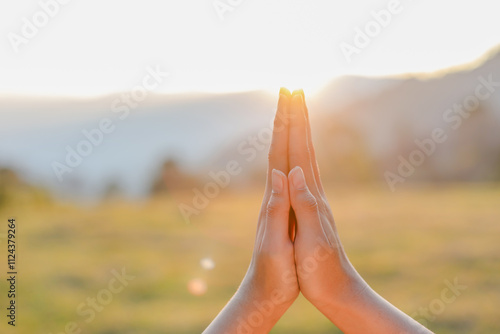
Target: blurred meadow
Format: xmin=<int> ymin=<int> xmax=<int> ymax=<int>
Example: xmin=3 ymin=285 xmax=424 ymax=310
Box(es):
xmin=1 ymin=181 xmax=499 ymax=333
xmin=2 ymin=1 xmax=500 ymax=333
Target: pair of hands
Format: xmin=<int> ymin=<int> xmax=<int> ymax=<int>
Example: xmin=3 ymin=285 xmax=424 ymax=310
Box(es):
xmin=240 ymin=87 xmax=357 ymax=316
xmin=204 ymin=89 xmax=431 ymax=334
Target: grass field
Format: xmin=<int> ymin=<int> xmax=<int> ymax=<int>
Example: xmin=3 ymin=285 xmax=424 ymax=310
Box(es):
xmin=1 ymin=183 xmax=499 ymax=333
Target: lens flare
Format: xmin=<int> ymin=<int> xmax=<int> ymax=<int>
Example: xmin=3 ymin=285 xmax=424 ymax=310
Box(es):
xmin=200 ymin=257 xmax=215 ymax=270
xmin=187 ymin=278 xmax=207 ymax=296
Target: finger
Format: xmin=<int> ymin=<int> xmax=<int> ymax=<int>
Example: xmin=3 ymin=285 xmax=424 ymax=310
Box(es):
xmin=261 ymin=169 xmax=291 ymax=249
xmin=265 ymin=87 xmax=291 ymax=195
xmin=300 ymin=90 xmax=325 ymax=195
xmin=288 ymin=166 xmax=329 ymax=242
xmin=257 ymin=88 xmax=291 ymax=245
xmin=288 ymin=90 xmax=320 ymax=197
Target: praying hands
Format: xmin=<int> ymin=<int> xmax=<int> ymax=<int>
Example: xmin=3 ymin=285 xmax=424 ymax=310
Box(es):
xmin=203 ymin=88 xmax=432 ymax=334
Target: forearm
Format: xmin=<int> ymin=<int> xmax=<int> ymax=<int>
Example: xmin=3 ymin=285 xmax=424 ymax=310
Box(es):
xmin=203 ymin=288 xmax=290 ymax=334
xmin=319 ymin=277 xmax=433 ymax=334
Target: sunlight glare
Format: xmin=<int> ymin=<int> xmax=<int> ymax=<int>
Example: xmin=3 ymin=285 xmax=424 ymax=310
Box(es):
xmin=187 ymin=278 xmax=207 ymax=296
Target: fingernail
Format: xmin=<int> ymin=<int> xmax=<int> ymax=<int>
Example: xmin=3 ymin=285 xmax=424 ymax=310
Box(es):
xmin=291 ymin=93 xmax=303 ymax=104
xmin=280 ymin=87 xmax=291 ymax=97
xmin=294 ymin=88 xmax=304 ymax=98
xmin=289 ymin=166 xmax=306 ymax=189
xmin=272 ymin=169 xmax=284 ymax=193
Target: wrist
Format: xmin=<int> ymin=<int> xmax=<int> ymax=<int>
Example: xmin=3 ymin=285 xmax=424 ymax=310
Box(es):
xmin=228 ymin=287 xmax=291 ymax=333
xmin=202 ymin=284 xmax=291 ymax=334
xmin=315 ymin=276 xmax=430 ymax=334
xmin=313 ymin=269 xmax=370 ymax=320
xmin=236 ymin=282 xmax=294 ymax=315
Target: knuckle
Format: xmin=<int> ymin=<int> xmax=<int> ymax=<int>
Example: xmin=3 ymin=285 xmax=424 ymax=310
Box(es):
xmin=266 ymin=195 xmax=285 ymax=217
xmin=297 ymin=191 xmax=318 ymax=211
xmin=318 ymin=195 xmax=328 ymax=207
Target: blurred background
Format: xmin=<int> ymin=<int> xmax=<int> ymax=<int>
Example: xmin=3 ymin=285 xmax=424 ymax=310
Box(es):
xmin=1 ymin=0 xmax=499 ymax=333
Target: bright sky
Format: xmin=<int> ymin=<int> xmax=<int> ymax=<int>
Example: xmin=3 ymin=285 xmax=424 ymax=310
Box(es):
xmin=1 ymin=0 xmax=499 ymax=97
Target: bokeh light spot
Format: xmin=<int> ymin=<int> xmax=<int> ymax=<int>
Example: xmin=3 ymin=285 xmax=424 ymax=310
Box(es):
xmin=187 ymin=278 xmax=207 ymax=296
xmin=200 ymin=257 xmax=215 ymax=270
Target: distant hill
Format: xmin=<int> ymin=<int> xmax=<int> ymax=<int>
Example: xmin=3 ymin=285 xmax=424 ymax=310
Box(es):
xmin=0 ymin=90 xmax=277 ymax=199
xmin=312 ymin=48 xmax=500 ymax=186
xmin=1 ymin=47 xmax=500 ymax=199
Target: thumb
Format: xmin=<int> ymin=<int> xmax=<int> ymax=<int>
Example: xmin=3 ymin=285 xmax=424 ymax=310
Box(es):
xmin=288 ymin=166 xmax=323 ymax=237
xmin=263 ymin=169 xmax=291 ymax=246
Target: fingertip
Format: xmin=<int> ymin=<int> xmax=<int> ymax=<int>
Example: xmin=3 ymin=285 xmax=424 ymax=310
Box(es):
xmin=288 ymin=166 xmax=299 ymax=178
xmin=271 ymin=169 xmax=286 ymax=193
xmin=280 ymin=87 xmax=291 ymax=97
xmin=288 ymin=166 xmax=306 ymax=190
xmin=273 ymin=168 xmax=287 ymax=179
xmin=292 ymin=90 xmax=303 ymax=103
xmin=290 ymin=96 xmax=302 ymax=109
xmin=278 ymin=88 xmax=291 ymax=109
xmin=288 ymin=167 xmax=319 ymax=216
xmin=291 ymin=89 xmax=306 ymax=109
xmin=292 ymin=88 xmax=304 ymax=97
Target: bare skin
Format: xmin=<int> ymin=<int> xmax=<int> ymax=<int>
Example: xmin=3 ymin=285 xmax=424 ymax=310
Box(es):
xmin=203 ymin=88 xmax=432 ymax=334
